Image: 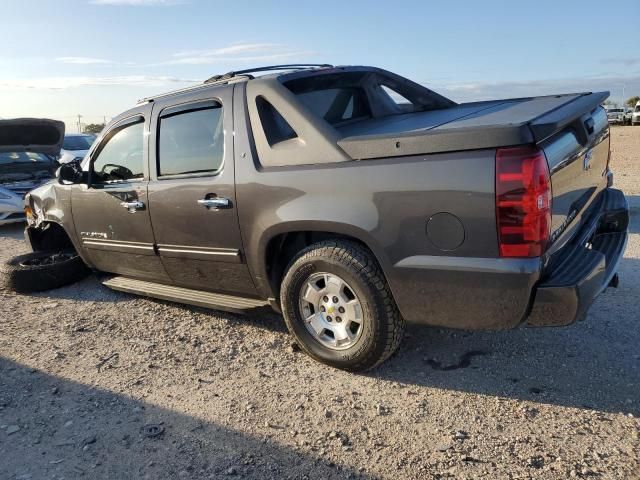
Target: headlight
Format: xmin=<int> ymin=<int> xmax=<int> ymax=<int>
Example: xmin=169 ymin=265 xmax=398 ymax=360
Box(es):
xmin=24 ymin=205 xmax=34 ymax=222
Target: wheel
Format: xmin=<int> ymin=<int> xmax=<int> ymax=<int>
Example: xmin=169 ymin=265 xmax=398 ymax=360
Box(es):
xmin=280 ymin=240 xmax=404 ymax=371
xmin=1 ymin=250 xmax=90 ymax=293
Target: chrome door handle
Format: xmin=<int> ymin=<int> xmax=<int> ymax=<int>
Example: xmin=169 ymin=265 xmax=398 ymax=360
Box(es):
xmin=197 ymin=197 xmax=231 ymax=210
xmin=120 ymin=200 xmax=145 ymax=212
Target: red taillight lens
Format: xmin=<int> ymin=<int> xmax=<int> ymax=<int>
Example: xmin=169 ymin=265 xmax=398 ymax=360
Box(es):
xmin=496 ymin=146 xmax=552 ymax=258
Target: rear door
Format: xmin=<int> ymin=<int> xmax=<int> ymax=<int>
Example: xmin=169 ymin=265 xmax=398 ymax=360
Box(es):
xmin=147 ymin=85 xmax=257 ymax=296
xmin=71 ymin=107 xmax=171 ymax=282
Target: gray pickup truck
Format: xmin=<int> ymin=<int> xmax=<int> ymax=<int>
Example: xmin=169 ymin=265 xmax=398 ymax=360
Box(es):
xmin=4 ymin=65 xmax=629 ymax=371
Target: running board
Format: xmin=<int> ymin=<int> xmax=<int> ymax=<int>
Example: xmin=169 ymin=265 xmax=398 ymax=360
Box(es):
xmin=102 ymin=276 xmax=270 ymax=314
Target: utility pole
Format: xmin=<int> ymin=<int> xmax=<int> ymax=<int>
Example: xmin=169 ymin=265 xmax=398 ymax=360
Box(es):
xmin=77 ymin=114 xmax=83 ymax=133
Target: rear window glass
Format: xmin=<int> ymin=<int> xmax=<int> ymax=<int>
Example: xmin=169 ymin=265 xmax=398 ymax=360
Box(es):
xmin=294 ymin=88 xmax=371 ymax=125
xmin=283 ymin=70 xmax=455 ymax=128
xmin=158 ymin=106 xmax=224 ymax=177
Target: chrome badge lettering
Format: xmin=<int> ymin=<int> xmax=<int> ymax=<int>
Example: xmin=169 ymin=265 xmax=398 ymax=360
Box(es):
xmin=550 ymin=209 xmax=577 ymax=243
xmin=81 ymin=232 xmax=108 ymax=239
xmin=583 ymin=149 xmax=593 ymax=171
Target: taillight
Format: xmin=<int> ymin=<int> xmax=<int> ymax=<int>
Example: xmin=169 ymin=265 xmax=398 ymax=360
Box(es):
xmin=496 ymin=146 xmax=552 ymax=258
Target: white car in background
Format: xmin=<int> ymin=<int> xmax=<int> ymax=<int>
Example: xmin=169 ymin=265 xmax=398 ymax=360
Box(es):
xmin=632 ymin=102 xmax=640 ymax=126
xmin=605 ymin=107 xmax=626 ymax=125
xmin=58 ymin=133 xmax=96 ymax=164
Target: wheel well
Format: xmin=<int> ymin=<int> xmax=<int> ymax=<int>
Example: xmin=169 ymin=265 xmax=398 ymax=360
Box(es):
xmin=28 ymin=222 xmax=74 ymax=252
xmin=265 ymin=231 xmax=371 ymax=297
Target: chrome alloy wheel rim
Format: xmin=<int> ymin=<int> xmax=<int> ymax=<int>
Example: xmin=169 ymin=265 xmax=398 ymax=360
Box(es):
xmin=298 ymin=272 xmax=364 ymax=350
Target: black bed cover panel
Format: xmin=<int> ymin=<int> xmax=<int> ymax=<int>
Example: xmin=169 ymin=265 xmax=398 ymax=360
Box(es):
xmin=337 ymin=92 xmax=609 ymax=159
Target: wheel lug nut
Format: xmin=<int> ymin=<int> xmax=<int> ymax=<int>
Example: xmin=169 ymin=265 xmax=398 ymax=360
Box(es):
xmin=327 ymin=316 xmax=332 ymax=322
xmin=323 ymin=296 xmax=329 ymax=302
xmin=338 ymin=307 xmax=345 ymax=313
xmin=332 ymin=296 xmax=339 ymax=303
xmin=336 ymin=316 xmax=342 ymax=323
xmin=320 ymin=306 xmax=326 ymax=312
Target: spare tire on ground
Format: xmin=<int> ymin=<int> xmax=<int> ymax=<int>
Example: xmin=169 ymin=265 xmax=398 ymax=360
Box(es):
xmin=1 ymin=250 xmax=90 ymax=293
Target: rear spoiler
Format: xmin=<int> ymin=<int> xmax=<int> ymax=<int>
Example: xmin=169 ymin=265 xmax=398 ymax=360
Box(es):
xmin=338 ymin=92 xmax=610 ymax=160
xmin=0 ymin=118 xmax=65 ymax=156
xmin=529 ymin=91 xmax=609 ymax=144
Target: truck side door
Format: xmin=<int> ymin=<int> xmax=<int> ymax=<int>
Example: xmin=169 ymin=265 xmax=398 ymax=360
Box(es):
xmin=146 ymin=85 xmax=256 ymax=296
xmin=71 ymin=107 xmax=171 ymax=282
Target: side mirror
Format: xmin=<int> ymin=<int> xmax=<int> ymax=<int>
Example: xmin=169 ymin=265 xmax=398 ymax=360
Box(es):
xmin=57 ymin=160 xmax=85 ymax=184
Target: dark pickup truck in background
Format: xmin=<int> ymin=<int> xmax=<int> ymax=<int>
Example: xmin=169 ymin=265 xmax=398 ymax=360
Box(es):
xmin=6 ymin=65 xmax=628 ymax=371
xmin=0 ymin=118 xmax=64 ymax=224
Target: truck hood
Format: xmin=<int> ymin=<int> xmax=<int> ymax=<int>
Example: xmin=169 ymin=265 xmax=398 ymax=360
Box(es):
xmin=0 ymin=118 xmax=65 ymax=156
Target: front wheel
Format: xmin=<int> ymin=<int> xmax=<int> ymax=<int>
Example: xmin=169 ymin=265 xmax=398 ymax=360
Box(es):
xmin=280 ymin=240 xmax=404 ymax=371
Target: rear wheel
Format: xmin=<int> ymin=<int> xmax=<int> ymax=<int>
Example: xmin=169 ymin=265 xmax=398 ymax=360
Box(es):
xmin=1 ymin=250 xmax=90 ymax=293
xmin=280 ymin=240 xmax=404 ymax=371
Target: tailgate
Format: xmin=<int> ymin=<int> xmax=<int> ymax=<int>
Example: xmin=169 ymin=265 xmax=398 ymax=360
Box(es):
xmin=539 ymin=106 xmax=610 ymax=253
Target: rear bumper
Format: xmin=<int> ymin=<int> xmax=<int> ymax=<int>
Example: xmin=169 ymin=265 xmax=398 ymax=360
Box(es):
xmin=527 ymin=188 xmax=629 ymax=326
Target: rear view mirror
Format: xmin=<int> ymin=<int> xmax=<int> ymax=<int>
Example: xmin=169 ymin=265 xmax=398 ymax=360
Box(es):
xmin=57 ymin=159 xmax=85 ymax=184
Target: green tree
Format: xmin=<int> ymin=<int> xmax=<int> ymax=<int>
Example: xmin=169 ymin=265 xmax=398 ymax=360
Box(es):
xmin=83 ymin=123 xmax=105 ymax=134
xmin=625 ymin=96 xmax=640 ymax=108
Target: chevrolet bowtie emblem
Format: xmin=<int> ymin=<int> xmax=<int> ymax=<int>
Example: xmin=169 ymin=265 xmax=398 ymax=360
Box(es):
xmin=327 ymin=306 xmax=335 ymax=314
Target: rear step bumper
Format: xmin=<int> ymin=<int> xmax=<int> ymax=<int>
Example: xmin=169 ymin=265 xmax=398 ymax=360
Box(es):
xmin=527 ymin=188 xmax=629 ymax=327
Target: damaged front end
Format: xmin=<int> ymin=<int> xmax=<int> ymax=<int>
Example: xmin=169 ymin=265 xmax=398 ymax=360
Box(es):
xmin=24 ymin=182 xmax=79 ymax=254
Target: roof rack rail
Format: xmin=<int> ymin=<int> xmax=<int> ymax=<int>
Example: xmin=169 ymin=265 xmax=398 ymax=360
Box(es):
xmin=137 ymin=64 xmax=333 ymax=104
xmin=136 ymin=74 xmax=252 ymax=104
xmin=203 ymin=64 xmax=333 ymax=84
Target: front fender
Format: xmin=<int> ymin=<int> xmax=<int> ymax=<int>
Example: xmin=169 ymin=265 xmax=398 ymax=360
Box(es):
xmin=24 ymin=182 xmax=86 ymax=262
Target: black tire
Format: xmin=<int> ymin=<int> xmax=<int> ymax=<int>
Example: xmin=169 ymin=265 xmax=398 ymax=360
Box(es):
xmin=280 ymin=240 xmax=404 ymax=371
xmin=1 ymin=250 xmax=90 ymax=293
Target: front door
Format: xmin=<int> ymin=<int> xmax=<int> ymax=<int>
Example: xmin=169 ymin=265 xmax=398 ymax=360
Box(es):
xmin=147 ymin=86 xmax=256 ymax=296
xmin=71 ymin=109 xmax=170 ymax=283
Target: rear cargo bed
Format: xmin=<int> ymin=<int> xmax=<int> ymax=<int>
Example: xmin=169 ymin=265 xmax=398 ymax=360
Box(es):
xmin=337 ymin=92 xmax=608 ymax=159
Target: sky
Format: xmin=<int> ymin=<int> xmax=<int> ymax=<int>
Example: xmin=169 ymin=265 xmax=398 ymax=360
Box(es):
xmin=1 ymin=0 xmax=639 ymax=132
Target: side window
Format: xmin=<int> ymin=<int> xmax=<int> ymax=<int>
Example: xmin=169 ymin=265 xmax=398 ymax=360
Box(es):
xmin=158 ymin=106 xmax=224 ymax=177
xmin=92 ymin=121 xmax=144 ymax=184
xmin=256 ymin=96 xmax=297 ymax=146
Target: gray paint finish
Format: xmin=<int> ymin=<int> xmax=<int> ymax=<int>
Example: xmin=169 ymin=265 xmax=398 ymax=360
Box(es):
xmin=22 ymin=65 xmax=627 ymax=331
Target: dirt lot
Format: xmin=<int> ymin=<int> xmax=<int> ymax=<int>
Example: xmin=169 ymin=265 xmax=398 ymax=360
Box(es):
xmin=1 ymin=127 xmax=639 ymax=480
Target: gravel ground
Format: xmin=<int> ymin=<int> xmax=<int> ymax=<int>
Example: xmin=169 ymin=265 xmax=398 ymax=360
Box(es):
xmin=0 ymin=127 xmax=639 ymax=480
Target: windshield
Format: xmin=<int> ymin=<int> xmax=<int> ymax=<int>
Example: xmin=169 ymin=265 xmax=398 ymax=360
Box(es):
xmin=63 ymin=135 xmax=94 ymax=151
xmin=0 ymin=152 xmax=51 ymax=165
xmin=636 ymin=106 xmax=640 ymax=112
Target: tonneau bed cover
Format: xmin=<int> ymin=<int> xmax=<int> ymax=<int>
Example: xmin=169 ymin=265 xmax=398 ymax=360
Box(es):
xmin=337 ymin=91 xmax=609 ymax=159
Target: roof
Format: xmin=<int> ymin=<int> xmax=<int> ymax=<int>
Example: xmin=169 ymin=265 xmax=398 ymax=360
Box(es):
xmin=136 ymin=64 xmax=335 ymax=105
